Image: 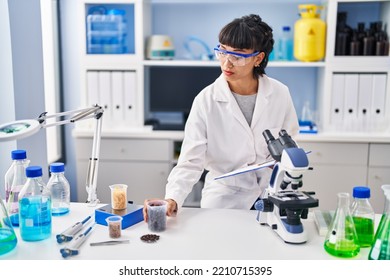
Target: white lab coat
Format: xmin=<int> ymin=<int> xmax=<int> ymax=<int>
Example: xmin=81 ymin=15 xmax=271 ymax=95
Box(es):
xmin=165 ymin=74 xmax=299 ymax=210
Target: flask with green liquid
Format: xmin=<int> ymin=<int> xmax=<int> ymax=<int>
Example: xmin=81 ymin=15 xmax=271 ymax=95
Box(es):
xmin=369 ymin=185 xmax=390 ymax=260
xmin=0 ymin=198 xmax=17 ymax=255
xmin=324 ymin=192 xmax=360 ymax=258
xmin=351 ymin=186 xmax=375 ymax=247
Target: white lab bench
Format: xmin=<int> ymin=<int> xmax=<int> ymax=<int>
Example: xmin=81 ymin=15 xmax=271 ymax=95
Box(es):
xmin=73 ymin=129 xmax=390 ymax=213
xmin=0 ymin=202 xmax=376 ymax=260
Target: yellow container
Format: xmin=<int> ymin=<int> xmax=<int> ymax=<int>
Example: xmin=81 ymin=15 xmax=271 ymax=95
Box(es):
xmin=294 ymin=4 xmax=326 ymax=62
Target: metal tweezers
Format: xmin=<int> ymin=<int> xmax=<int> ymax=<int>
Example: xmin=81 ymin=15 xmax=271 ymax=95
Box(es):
xmin=90 ymin=240 xmax=130 ymax=246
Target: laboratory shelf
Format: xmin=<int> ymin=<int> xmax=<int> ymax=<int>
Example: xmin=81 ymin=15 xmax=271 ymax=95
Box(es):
xmin=73 ymin=128 xmax=390 ymax=144
xmin=143 ymin=59 xmax=220 ymax=67
xmin=268 ymin=61 xmax=326 ymax=67
xmin=150 ymin=0 xmax=323 ymax=4
xmin=142 ymin=59 xmax=326 ymax=67
xmin=326 ymin=56 xmax=390 ymax=68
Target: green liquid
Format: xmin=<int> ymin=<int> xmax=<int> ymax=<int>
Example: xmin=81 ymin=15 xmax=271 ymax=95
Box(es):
xmin=324 ymin=239 xmax=360 ymax=258
xmin=353 ymin=217 xmax=374 ymax=247
xmin=0 ymin=228 xmax=18 ymax=255
xmin=369 ymin=240 xmax=390 ymax=260
xmin=368 ymin=215 xmax=390 ymax=260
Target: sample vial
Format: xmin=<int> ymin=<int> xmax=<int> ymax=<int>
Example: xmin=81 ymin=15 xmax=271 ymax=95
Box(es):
xmin=106 ymin=216 xmax=122 ymax=238
xmin=351 ymin=186 xmax=375 ymax=247
xmin=47 ymin=163 xmax=70 ymax=216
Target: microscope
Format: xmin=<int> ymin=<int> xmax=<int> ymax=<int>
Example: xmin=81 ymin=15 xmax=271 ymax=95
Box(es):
xmin=255 ymin=129 xmax=318 ymax=244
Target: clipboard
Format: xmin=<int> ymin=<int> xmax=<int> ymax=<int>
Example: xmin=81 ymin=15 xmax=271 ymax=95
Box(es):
xmin=214 ymin=159 xmax=275 ymax=180
xmin=214 ymin=150 xmax=311 ymax=180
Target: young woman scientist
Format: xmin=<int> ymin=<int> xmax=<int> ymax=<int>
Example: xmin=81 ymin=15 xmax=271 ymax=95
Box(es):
xmin=143 ymin=14 xmax=299 ymax=221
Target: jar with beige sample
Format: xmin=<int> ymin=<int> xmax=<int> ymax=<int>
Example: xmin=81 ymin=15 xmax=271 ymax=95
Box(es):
xmin=109 ymin=184 xmax=128 ymax=210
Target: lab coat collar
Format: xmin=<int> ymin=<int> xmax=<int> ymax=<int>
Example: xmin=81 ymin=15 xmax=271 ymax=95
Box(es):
xmin=213 ymin=74 xmax=272 ymax=134
xmin=213 ymin=74 xmax=273 ymax=102
xmin=251 ymin=75 xmax=271 ymax=129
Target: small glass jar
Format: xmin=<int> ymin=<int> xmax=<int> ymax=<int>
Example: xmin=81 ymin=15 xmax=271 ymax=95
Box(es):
xmin=106 ymin=216 xmax=122 ymax=238
xmin=109 ymin=184 xmax=128 ymax=210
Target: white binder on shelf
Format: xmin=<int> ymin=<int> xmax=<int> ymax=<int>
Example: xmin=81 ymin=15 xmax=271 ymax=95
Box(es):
xmin=330 ymin=74 xmax=345 ymax=128
xmin=82 ymin=71 xmax=100 ymax=130
xmin=86 ymin=71 xmax=99 ymax=105
xmin=357 ymin=74 xmax=373 ymax=131
xmin=124 ymin=71 xmax=137 ymax=126
xmin=371 ymin=73 xmax=387 ymax=129
xmin=343 ymin=74 xmax=359 ymax=131
xmin=98 ymin=71 xmax=112 ymax=128
xmin=111 ymin=71 xmax=125 ymax=124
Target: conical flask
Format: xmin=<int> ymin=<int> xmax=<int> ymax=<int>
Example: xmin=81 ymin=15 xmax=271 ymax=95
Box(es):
xmin=324 ymin=192 xmax=360 ymax=258
xmin=0 ymin=195 xmax=18 ymax=255
xmin=368 ymin=185 xmax=390 ymax=260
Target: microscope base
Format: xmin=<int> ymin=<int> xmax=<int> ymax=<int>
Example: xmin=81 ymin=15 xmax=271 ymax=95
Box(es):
xmin=260 ymin=212 xmax=308 ymax=244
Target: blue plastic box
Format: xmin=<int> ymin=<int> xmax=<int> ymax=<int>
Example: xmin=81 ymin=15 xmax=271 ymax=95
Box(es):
xmin=95 ymin=204 xmax=143 ymax=229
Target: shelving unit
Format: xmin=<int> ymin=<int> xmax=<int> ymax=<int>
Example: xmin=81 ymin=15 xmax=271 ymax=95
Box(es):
xmin=77 ymin=0 xmax=151 ymax=132
xmin=321 ymin=0 xmax=390 ymax=133
xmin=73 ymin=0 xmax=390 ymax=209
xmin=142 ymin=59 xmax=326 ymax=67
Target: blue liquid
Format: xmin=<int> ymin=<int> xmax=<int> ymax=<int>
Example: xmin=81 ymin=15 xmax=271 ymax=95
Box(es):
xmin=19 ymin=196 xmax=52 ymax=241
xmin=9 ymin=213 xmax=19 ymax=227
xmin=0 ymin=228 xmax=17 ymax=255
xmin=52 ymin=207 xmax=69 ymax=216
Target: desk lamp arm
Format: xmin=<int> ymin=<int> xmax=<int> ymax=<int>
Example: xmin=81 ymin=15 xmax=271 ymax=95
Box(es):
xmin=38 ymin=105 xmax=104 ymax=206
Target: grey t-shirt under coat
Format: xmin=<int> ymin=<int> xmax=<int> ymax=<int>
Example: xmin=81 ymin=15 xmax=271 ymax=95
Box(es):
xmin=232 ymin=92 xmax=258 ymax=126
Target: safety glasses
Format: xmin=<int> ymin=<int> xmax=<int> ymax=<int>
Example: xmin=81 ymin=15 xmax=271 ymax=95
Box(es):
xmin=214 ymin=45 xmax=260 ymax=66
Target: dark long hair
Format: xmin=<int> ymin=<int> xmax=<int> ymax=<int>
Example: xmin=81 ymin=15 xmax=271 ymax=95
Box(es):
xmin=218 ymin=14 xmax=274 ymax=77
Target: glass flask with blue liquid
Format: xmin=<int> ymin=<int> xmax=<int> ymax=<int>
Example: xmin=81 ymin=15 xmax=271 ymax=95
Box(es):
xmin=0 ymin=198 xmax=17 ymax=255
xmin=19 ymin=166 xmax=52 ymax=241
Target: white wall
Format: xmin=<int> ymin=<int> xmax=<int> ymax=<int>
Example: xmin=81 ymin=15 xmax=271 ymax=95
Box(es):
xmin=0 ymin=0 xmax=49 ymax=193
xmin=58 ymin=0 xmax=81 ymax=201
xmin=1 ymin=0 xmax=81 ymax=200
xmin=0 ymin=0 xmax=16 ymax=198
xmin=8 ymin=0 xmax=48 ymax=174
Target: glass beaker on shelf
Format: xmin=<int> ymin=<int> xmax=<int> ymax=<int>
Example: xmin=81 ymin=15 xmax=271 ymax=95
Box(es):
xmin=368 ymin=185 xmax=390 ymax=260
xmin=324 ymin=192 xmax=360 ymax=258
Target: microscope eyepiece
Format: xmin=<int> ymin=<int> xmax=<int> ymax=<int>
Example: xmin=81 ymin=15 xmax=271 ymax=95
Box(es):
xmin=278 ymin=130 xmax=297 ymax=148
xmin=278 ymin=129 xmax=288 ymax=137
xmin=262 ymin=129 xmax=275 ymax=144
